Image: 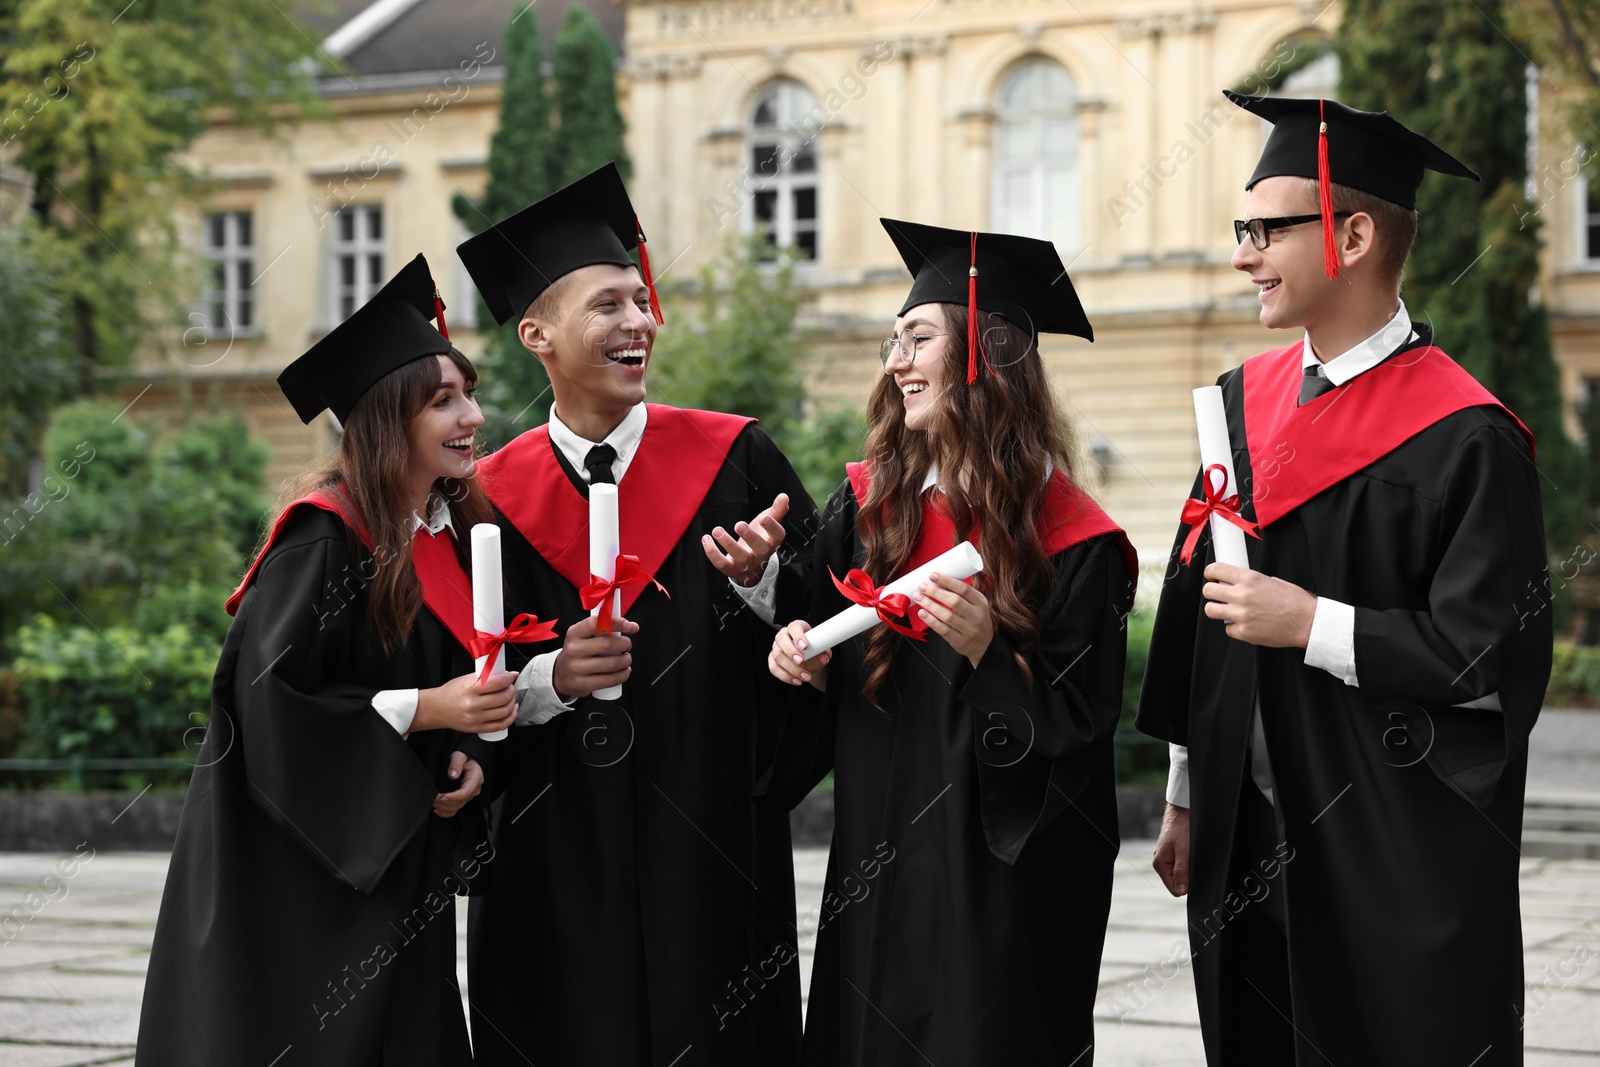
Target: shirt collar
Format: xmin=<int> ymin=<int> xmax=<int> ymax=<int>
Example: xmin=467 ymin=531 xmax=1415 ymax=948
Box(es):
xmin=412 ymin=495 xmax=455 ymax=537
xmin=1302 ymin=298 xmax=1414 ymax=387
xmin=920 ymin=455 xmax=1054 ymax=494
xmin=547 ymin=402 xmax=649 ymax=484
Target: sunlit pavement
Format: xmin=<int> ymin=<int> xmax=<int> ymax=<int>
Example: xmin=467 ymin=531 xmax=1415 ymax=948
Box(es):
xmin=0 ymin=842 xmax=1597 ymax=1066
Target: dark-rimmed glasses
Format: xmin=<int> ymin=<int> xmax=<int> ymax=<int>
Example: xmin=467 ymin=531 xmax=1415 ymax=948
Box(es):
xmin=1233 ymin=212 xmax=1352 ymax=250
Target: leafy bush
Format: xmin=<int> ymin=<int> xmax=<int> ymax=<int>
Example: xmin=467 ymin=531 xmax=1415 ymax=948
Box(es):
xmin=10 ymin=616 xmax=217 ymax=787
xmin=0 ymin=400 xmax=267 ymax=649
xmin=1116 ymin=611 xmax=1167 ymax=786
xmin=1546 ymin=641 xmax=1600 ymax=708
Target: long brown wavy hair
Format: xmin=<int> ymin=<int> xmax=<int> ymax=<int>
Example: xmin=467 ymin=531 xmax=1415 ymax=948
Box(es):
xmin=856 ymin=303 xmax=1077 ymax=708
xmin=274 ymin=348 xmax=493 ymax=653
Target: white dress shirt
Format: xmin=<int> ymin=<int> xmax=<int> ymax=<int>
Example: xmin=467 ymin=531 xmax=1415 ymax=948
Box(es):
xmin=515 ymin=403 xmax=781 ymax=725
xmin=370 ymin=497 xmax=457 ymax=736
xmin=1166 ymin=301 xmax=1414 ymax=808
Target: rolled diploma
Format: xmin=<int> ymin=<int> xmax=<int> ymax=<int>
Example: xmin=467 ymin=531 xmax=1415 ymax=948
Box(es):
xmin=470 ymin=523 xmax=508 ymax=742
xmin=801 ymin=542 xmax=985 ymax=660
xmin=589 ymin=483 xmax=623 ymax=701
xmin=1192 ymin=386 xmax=1250 ymax=569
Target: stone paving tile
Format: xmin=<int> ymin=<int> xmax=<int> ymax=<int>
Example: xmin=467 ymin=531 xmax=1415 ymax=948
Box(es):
xmin=0 ymin=1046 xmax=137 ymax=1067
xmin=8 ymin=841 xmax=1600 ymax=1063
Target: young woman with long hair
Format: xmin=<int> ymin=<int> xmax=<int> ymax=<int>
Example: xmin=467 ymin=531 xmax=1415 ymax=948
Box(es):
xmin=137 ymin=255 xmax=522 ymax=1067
xmin=763 ymin=222 xmax=1138 ymax=1065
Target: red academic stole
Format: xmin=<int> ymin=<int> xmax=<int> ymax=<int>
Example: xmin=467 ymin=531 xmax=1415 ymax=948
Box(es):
xmin=224 ymin=490 xmax=479 ymax=653
xmin=844 ymin=462 xmax=1138 ymax=592
xmin=1241 ymin=340 xmax=1535 ymax=529
xmin=477 ymin=405 xmax=753 ymax=615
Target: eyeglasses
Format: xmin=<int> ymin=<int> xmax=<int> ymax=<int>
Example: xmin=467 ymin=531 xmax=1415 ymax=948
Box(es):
xmin=879 ymin=330 xmax=947 ymax=368
xmin=1233 ymin=212 xmax=1353 ymax=250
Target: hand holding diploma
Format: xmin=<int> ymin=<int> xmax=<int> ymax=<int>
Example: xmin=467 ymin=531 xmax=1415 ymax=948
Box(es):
xmin=552 ymin=615 xmax=640 ymax=700
xmin=414 ymin=670 xmax=518 ymax=734
xmin=770 ymin=620 xmax=830 ymax=690
xmin=797 ymin=543 xmax=985 ymax=661
xmin=1187 ymin=389 xmax=1314 ymax=647
xmin=911 ymin=572 xmax=995 ymax=668
xmin=470 ymin=524 xmax=516 ymax=741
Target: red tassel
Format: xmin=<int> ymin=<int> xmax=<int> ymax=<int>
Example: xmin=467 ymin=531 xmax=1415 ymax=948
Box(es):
xmin=1318 ymin=99 xmax=1339 ymax=280
xmin=635 ymin=213 xmax=665 ymax=325
xmin=966 ymin=231 xmax=981 ymax=385
xmin=432 ymin=285 xmax=450 ymax=341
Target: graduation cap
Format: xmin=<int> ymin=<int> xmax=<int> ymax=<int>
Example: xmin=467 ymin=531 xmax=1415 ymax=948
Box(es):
xmin=1225 ymin=90 xmax=1480 ymax=278
xmin=277 ymin=253 xmax=452 ymax=424
xmin=455 ymin=161 xmax=662 ymax=327
xmin=880 ymin=218 xmax=1093 ymax=385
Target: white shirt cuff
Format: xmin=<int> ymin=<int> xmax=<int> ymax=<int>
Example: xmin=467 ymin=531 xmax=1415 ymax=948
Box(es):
xmin=728 ymin=553 xmax=780 ymax=626
xmin=1304 ymin=596 xmax=1359 ymax=686
xmin=516 ymin=650 xmax=577 ymax=726
xmin=1166 ymin=743 xmax=1190 ymax=808
xmin=372 ymin=688 xmax=418 ymax=736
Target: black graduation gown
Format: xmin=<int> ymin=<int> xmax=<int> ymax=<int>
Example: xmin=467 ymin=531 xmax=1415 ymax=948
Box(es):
xmin=137 ymin=507 xmax=492 ymax=1067
xmin=467 ymin=416 xmax=816 ymax=1067
xmin=1137 ymin=339 xmax=1550 ymax=1066
xmin=758 ymin=479 xmax=1135 ymax=1067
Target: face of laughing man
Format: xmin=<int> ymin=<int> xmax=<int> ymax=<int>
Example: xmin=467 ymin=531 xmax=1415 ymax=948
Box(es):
xmin=518 ymin=262 xmax=658 ymax=440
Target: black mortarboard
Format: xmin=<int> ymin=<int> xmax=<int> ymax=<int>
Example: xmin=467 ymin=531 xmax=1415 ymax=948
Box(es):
xmin=455 ymin=162 xmax=662 ymax=327
xmin=277 ymin=253 xmax=452 ymax=424
xmin=1226 ymin=90 xmax=1479 ymax=276
xmin=880 ymin=218 xmax=1092 ymax=385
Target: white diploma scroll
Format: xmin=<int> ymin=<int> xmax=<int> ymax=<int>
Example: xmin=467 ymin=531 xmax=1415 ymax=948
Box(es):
xmin=470 ymin=523 xmax=508 ymax=742
xmin=801 ymin=542 xmax=986 ymax=660
xmin=588 ymin=483 xmax=623 ymax=701
xmin=1191 ymin=386 xmax=1251 ymax=569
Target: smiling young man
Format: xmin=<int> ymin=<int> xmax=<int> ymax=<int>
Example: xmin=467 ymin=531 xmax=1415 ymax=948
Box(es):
xmin=1137 ymin=94 xmax=1551 ymax=1066
xmin=454 ymin=163 xmax=817 ymax=1067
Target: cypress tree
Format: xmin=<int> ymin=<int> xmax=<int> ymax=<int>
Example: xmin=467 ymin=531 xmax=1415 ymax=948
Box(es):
xmin=453 ymin=7 xmax=557 ymax=445
xmin=550 ymin=6 xmax=632 ymax=186
xmin=1338 ymin=0 xmax=1586 ymax=554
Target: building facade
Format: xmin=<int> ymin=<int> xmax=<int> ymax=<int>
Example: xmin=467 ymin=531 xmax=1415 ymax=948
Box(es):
xmin=138 ymin=0 xmax=1600 ymax=587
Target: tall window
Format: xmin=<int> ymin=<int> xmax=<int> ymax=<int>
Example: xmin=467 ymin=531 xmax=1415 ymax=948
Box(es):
xmin=330 ymin=204 xmax=385 ymax=322
xmin=204 ymin=210 xmax=254 ymax=338
xmin=746 ymin=82 xmax=819 ymax=263
xmin=992 ymin=59 xmax=1079 ymax=251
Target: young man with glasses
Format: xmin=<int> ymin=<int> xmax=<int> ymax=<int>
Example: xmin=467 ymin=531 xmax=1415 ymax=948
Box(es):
xmin=1137 ymin=93 xmax=1550 ymax=1066
xmin=455 ymin=163 xmax=817 ymax=1067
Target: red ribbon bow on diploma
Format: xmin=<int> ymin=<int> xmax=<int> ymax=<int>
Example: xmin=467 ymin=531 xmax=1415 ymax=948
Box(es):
xmin=1179 ymin=463 xmax=1262 ymax=567
xmin=469 ymin=613 xmax=560 ymax=686
xmin=829 ymin=567 xmax=929 ymax=642
xmin=580 ymin=554 xmax=670 ymax=634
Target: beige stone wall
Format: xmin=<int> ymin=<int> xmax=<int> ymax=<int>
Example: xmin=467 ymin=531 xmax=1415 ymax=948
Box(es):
xmin=120 ymin=73 xmax=500 ymax=490
xmin=117 ymin=0 xmax=1600 ymax=585
xmin=623 ymin=0 xmax=1333 ymax=578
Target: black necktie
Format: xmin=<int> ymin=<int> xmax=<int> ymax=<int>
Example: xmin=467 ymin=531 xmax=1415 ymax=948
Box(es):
xmin=584 ymin=443 xmax=618 ymax=485
xmin=1299 ymin=364 xmax=1335 ymax=406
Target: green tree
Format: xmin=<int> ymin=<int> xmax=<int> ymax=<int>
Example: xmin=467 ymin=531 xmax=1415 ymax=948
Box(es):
xmin=1338 ymin=0 xmax=1587 ymax=549
xmin=452 ymin=6 xmax=558 ymax=448
xmin=550 ymin=5 xmax=631 ymax=187
xmin=1509 ymin=0 xmax=1600 ymax=141
xmin=0 ymin=399 xmax=268 ymax=648
xmin=0 ymin=220 xmax=79 ymax=495
xmin=650 ymin=234 xmax=865 ymax=504
xmin=0 ymin=0 xmax=323 ymax=386
xmin=650 ymin=235 xmax=808 ymax=443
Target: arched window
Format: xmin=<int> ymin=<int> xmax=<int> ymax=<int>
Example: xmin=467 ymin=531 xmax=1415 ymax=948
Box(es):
xmin=745 ymin=81 xmax=819 ymax=263
xmin=992 ymin=59 xmax=1080 ymax=251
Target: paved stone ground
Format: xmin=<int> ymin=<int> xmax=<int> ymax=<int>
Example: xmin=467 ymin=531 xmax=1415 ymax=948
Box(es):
xmin=0 ymin=709 xmax=1597 ymax=1065
xmin=1 ymin=842 xmax=1598 ymax=1065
